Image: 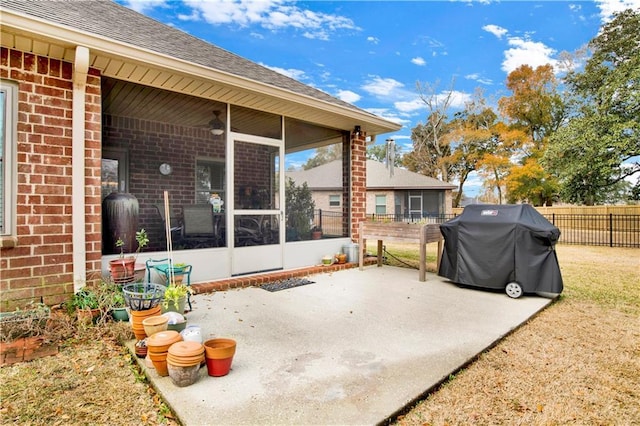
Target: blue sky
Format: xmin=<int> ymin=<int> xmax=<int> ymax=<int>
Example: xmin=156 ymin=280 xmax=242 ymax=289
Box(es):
xmin=119 ymin=0 xmax=639 ymax=196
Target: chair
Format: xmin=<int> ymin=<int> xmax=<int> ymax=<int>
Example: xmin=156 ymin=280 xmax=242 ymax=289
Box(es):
xmin=146 ymin=258 xmax=193 ymax=311
xmin=153 ymin=203 xmax=183 ymax=245
xmin=181 ymin=205 xmax=221 ymax=248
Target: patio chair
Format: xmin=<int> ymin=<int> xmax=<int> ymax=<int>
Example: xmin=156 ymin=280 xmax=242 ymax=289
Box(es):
xmin=153 ymin=203 xmax=183 ymax=245
xmin=181 ymin=205 xmax=221 ymax=248
xmin=146 ymin=258 xmax=193 ymax=311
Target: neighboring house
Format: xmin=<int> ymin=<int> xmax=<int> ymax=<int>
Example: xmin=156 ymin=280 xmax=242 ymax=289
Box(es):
xmin=287 ymin=160 xmax=456 ymax=219
xmin=0 ymin=1 xmax=400 ymax=310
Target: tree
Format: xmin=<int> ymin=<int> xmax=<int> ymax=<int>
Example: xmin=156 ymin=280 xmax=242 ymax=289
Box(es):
xmin=284 ymin=178 xmax=315 ymax=241
xmin=545 ymin=9 xmax=640 ymax=205
xmin=367 ymin=143 xmax=403 ymax=166
xmin=475 ymin=122 xmax=525 ymax=204
xmin=446 ymin=91 xmax=497 ymax=207
xmin=302 ymin=144 xmax=342 ymax=170
xmin=498 ymin=64 xmax=565 ymax=205
xmin=404 ymin=80 xmax=457 ymax=181
xmin=498 ymin=64 xmax=565 ymax=150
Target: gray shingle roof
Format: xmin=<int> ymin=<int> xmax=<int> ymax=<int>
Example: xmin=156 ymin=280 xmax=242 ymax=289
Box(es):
xmin=286 ymin=160 xmax=456 ymax=190
xmin=1 ymin=0 xmax=377 ymax=118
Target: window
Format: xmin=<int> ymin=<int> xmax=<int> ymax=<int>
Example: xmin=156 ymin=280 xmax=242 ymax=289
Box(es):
xmin=101 ymin=148 xmax=129 ymax=201
xmin=196 ymin=158 xmax=225 ymax=204
xmin=375 ymin=194 xmax=386 ymax=215
xmin=1 ymin=81 xmax=17 ymax=236
xmin=329 ymin=194 xmax=340 ymax=208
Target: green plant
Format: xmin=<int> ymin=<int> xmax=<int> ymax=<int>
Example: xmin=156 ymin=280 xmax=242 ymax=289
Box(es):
xmin=115 ymin=228 xmax=149 ymax=260
xmin=162 ymin=284 xmax=190 ymax=309
xmin=285 ymin=177 xmax=315 ymax=241
xmin=71 ymin=287 xmax=100 ymax=310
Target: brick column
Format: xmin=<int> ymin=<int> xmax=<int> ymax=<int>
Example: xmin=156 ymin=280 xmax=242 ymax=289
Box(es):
xmin=347 ymin=130 xmax=367 ymax=242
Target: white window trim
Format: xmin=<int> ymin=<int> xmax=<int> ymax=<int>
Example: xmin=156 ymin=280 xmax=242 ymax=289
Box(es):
xmin=329 ymin=194 xmax=340 ymax=208
xmin=1 ymin=80 xmax=18 ymax=240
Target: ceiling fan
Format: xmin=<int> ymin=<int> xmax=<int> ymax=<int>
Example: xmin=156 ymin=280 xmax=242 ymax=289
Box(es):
xmin=208 ymin=110 xmax=225 ymax=136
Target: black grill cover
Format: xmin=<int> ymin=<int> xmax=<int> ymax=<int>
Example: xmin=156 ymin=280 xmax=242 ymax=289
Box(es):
xmin=438 ymin=204 xmax=563 ymax=294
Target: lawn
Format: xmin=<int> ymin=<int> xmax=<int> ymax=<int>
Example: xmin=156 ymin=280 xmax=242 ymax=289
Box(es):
xmin=391 ymin=244 xmax=640 ymax=425
xmin=0 ymin=245 xmax=638 ymax=425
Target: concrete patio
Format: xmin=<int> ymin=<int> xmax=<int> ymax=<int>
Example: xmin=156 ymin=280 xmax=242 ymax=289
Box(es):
xmin=133 ymin=265 xmax=554 ymax=425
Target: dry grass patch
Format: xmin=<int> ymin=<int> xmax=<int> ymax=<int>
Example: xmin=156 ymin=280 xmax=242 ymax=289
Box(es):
xmin=0 ymin=320 xmax=178 ymax=425
xmin=393 ymin=244 xmax=640 ymax=425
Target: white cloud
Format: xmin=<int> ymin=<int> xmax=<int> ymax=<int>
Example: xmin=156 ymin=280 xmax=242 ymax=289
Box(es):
xmin=395 ymin=98 xmax=424 ymax=113
xmin=182 ymin=0 xmax=359 ymax=40
xmin=367 ymin=36 xmax=379 ymax=44
xmin=365 ymin=108 xmax=409 ymax=126
xmin=177 ymin=10 xmax=200 ymax=21
xmin=361 ymin=76 xmax=405 ymax=97
xmin=595 ymin=0 xmax=640 ymax=22
xmin=444 ymin=90 xmax=473 ymax=109
xmin=411 ymin=57 xmax=426 ymax=66
xmin=260 ymin=63 xmax=307 ymax=80
xmin=122 ymin=0 xmax=167 ymax=13
xmin=482 ymin=24 xmax=508 ymax=39
xmin=336 ymin=90 xmax=361 ymax=103
xmin=465 ymin=73 xmax=493 ymax=85
xmin=502 ymin=37 xmax=557 ymax=73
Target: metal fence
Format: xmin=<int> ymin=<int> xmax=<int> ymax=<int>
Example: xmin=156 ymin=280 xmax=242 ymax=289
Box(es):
xmin=368 ymin=213 xmax=640 ymax=248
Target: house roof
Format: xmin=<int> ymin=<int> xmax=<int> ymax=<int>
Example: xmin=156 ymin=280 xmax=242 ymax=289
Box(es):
xmin=286 ymin=160 xmax=456 ymax=190
xmin=0 ymin=0 xmax=401 ymax=136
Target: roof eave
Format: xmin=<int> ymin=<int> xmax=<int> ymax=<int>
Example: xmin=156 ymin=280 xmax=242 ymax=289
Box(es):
xmin=1 ymin=8 xmax=402 ymax=135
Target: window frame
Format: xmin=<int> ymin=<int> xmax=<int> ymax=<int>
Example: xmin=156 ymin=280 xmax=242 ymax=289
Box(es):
xmin=1 ymin=80 xmax=18 ymax=237
xmin=195 ymin=157 xmax=226 ymax=204
xmin=375 ymin=194 xmax=387 ymax=215
xmin=328 ymin=194 xmax=341 ymax=208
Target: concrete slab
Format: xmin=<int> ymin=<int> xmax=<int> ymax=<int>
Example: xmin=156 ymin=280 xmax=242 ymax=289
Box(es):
xmin=135 ymin=266 xmax=553 ymax=425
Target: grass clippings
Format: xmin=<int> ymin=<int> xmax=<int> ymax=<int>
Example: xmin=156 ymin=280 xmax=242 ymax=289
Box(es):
xmin=0 ymin=245 xmax=638 ymax=425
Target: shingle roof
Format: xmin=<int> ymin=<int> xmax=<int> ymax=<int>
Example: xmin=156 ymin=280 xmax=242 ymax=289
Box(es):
xmin=286 ymin=160 xmax=456 ymax=190
xmin=1 ymin=0 xmax=378 ymax=118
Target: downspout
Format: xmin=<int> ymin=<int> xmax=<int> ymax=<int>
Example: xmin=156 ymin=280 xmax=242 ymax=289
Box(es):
xmin=72 ymin=46 xmax=89 ymax=292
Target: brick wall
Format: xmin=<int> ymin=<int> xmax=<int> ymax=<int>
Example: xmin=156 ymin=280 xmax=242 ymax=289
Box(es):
xmin=103 ymin=115 xmax=226 ymax=251
xmin=348 ymin=131 xmax=367 ymax=241
xmin=102 ymin=116 xmax=271 ymax=251
xmin=0 ymin=48 xmax=102 ymax=311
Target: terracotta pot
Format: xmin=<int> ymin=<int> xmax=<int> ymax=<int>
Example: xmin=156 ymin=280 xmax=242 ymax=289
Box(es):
xmin=147 ymin=330 xmax=182 ymax=354
xmin=76 ymin=308 xmax=100 ymax=325
xmin=205 ymin=357 xmax=234 ymax=377
xmin=109 ymin=257 xmax=136 ymax=284
xmin=142 ymin=315 xmax=168 ymax=337
xmin=130 ymin=306 xmax=162 ymax=340
xmin=167 ymin=341 xmax=204 ymax=363
xmin=203 ymin=338 xmax=236 ymax=377
xmin=147 ymin=330 xmax=182 ymax=377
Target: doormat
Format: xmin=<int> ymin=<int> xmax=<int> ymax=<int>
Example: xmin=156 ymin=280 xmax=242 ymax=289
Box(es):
xmin=260 ymin=278 xmax=315 ymax=292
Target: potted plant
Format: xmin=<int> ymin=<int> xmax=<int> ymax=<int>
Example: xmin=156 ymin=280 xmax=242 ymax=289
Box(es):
xmin=311 ymin=225 xmax=322 ymax=240
xmin=109 ymin=229 xmax=149 ymax=283
xmin=162 ymin=284 xmax=190 ymax=314
xmin=169 ymin=262 xmax=189 ymax=285
xmin=71 ymin=287 xmax=100 ymax=324
xmin=104 ymin=285 xmax=129 ymax=322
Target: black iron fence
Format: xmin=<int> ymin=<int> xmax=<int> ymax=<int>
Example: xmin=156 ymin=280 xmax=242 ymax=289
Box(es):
xmin=368 ymin=213 xmax=640 ymax=248
xmin=312 ymin=209 xmax=345 ymax=237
